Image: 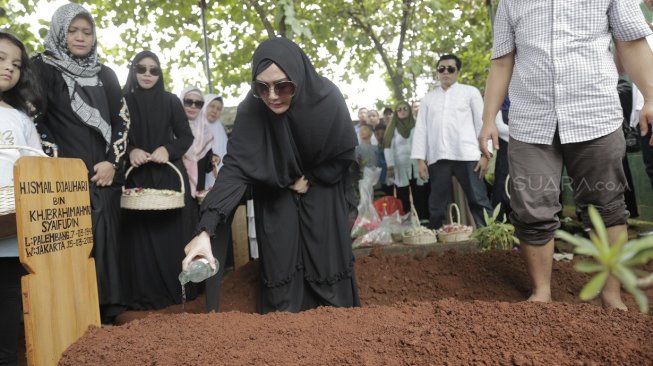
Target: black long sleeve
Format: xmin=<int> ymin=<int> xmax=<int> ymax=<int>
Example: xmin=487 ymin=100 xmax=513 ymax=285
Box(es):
xmin=194 ymin=154 xmax=249 ymax=237
xmin=100 ymin=66 xmax=130 ymax=167
xmin=304 ymin=149 xmax=354 ymax=186
xmin=164 ymin=95 xmax=193 ymax=161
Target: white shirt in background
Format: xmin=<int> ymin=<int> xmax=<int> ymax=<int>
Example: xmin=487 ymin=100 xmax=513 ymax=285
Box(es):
xmin=384 ymin=129 xmax=423 ymax=187
xmin=411 ymin=83 xmax=484 ymax=164
xmin=205 ymin=120 xmax=228 ymax=189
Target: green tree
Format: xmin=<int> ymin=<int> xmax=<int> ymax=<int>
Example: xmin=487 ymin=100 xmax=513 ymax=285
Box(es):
xmin=11 ymin=0 xmax=492 ymax=106
xmin=0 ymin=0 xmax=47 ymax=54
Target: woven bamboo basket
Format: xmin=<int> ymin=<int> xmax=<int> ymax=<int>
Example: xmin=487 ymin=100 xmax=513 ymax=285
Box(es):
xmin=401 ymin=191 xmax=437 ymax=245
xmin=121 ymin=161 xmax=185 ymax=210
xmin=402 ymin=229 xmax=437 ymax=245
xmin=0 ymin=145 xmax=49 ymax=216
xmin=437 ymin=203 xmax=473 ymax=243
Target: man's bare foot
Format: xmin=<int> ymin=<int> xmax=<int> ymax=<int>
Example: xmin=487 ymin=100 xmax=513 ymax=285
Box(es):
xmin=527 ymin=293 xmax=552 ymax=303
xmin=600 ymin=294 xmax=628 ymax=311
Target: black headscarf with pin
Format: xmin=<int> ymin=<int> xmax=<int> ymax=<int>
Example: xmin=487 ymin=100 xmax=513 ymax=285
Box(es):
xmin=219 ymin=37 xmax=357 ymax=188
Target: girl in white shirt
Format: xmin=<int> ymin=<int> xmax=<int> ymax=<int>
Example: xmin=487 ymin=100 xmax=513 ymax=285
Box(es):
xmin=0 ymin=31 xmax=45 ymax=366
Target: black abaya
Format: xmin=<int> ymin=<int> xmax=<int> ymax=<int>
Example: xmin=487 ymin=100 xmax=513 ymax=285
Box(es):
xmin=32 ymin=58 xmax=129 ymax=322
xmin=197 ymin=38 xmax=360 ymax=313
xmin=120 ymin=51 xmax=196 ymax=309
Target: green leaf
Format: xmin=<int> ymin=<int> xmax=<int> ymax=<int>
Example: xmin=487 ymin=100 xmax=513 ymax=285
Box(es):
xmin=612 ymin=265 xmax=637 ymax=290
xmin=491 ymin=203 xmax=501 ymax=221
xmin=588 ymin=232 xmax=609 ymax=259
xmin=623 ymin=283 xmax=649 ymax=314
xmin=622 ymin=249 xmax=653 ymax=267
xmin=620 ymin=236 xmax=653 ymax=260
xmin=579 ymin=272 xmax=609 ymax=301
xmin=608 ymin=231 xmax=628 ymax=258
xmin=555 ymin=231 xmax=598 ymax=256
xmin=588 ymin=206 xmax=609 ymax=248
xmin=574 ymin=261 xmax=605 ymax=273
xmin=483 ymin=208 xmax=491 ymax=225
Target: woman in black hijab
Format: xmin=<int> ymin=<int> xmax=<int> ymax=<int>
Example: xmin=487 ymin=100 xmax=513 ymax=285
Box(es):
xmin=183 ymin=37 xmax=360 ymax=313
xmin=32 ymin=3 xmax=129 ymax=323
xmin=121 ymin=51 xmax=195 ymax=310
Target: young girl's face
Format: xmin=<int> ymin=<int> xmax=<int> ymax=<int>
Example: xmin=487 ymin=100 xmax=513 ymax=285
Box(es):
xmin=0 ymin=39 xmax=21 ymax=93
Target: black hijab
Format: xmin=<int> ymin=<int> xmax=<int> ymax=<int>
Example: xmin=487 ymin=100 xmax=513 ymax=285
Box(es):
xmin=123 ymin=51 xmax=171 ymax=153
xmin=224 ymin=37 xmax=357 ymax=188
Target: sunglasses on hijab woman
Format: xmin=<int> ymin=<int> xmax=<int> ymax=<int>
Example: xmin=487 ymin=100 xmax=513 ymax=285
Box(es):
xmin=251 ymin=80 xmax=297 ymax=99
xmin=133 ymin=64 xmax=162 ymax=76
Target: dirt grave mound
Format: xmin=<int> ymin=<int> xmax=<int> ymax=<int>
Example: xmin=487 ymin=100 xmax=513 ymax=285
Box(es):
xmin=60 ymin=249 xmax=653 ymax=365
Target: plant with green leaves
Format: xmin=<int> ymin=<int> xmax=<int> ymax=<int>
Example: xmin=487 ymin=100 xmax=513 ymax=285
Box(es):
xmin=471 ymin=203 xmax=518 ymax=251
xmin=554 ymin=206 xmax=653 ymax=313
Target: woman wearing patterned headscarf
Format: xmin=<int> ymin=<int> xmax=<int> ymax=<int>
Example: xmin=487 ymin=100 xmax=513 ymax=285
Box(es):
xmin=183 ymin=37 xmax=360 ymax=314
xmin=32 ymin=3 xmax=130 ymax=324
xmin=121 ymin=51 xmax=195 ymax=310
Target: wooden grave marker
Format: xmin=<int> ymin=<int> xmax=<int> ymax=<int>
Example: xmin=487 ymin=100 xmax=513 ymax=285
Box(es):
xmin=14 ymin=157 xmax=99 ymax=366
xmin=231 ymin=205 xmax=250 ymax=269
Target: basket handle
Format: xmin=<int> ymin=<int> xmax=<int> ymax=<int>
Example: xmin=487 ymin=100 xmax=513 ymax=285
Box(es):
xmin=448 ymin=203 xmax=461 ymax=225
xmin=123 ymin=161 xmax=185 ymax=195
xmin=505 ymin=173 xmax=511 ymax=199
xmin=0 ymin=144 xmax=49 ymax=157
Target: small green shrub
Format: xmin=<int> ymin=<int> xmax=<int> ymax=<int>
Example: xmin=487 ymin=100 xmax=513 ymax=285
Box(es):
xmin=471 ymin=204 xmax=519 ymax=252
xmin=555 ymin=206 xmax=653 ymax=313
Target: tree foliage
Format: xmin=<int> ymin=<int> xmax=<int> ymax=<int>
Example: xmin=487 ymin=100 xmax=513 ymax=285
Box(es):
xmin=0 ymin=0 xmax=47 ymax=54
xmin=7 ymin=0 xmax=492 ymax=108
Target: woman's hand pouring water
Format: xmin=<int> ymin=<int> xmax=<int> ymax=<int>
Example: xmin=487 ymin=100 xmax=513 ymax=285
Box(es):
xmin=182 ymin=231 xmax=216 ymax=272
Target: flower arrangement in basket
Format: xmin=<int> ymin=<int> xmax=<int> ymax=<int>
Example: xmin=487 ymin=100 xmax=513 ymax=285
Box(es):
xmin=0 ymin=145 xmax=49 ymax=216
xmin=402 ymin=197 xmax=437 ymax=245
xmin=437 ymin=203 xmax=473 ymax=243
xmin=120 ymin=161 xmax=185 ymax=210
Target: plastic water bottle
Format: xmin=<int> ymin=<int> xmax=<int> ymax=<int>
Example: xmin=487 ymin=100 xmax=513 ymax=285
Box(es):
xmin=178 ymin=258 xmax=219 ymax=285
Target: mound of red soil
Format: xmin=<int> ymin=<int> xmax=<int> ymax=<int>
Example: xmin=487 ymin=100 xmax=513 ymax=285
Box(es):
xmin=60 ymin=250 xmax=653 ymax=365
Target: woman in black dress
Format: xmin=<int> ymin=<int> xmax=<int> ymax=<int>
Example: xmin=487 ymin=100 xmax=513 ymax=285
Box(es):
xmin=183 ymin=37 xmax=360 ymax=314
xmin=121 ymin=51 xmax=195 ymax=310
xmin=32 ymin=3 xmax=129 ymax=323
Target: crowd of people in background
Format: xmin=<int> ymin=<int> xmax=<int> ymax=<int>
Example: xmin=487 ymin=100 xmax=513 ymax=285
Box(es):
xmin=352 ymin=54 xmax=493 ymax=229
xmin=2 ymin=0 xmax=653 ymax=365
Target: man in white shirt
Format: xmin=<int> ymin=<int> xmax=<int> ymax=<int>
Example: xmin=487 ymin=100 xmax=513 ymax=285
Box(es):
xmin=480 ymin=0 xmax=653 ymax=309
xmin=411 ymin=54 xmax=492 ymax=229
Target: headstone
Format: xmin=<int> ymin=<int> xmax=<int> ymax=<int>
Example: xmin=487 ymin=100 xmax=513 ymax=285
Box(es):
xmin=14 ymin=157 xmax=99 ymax=366
xmin=231 ymin=205 xmax=249 ymax=269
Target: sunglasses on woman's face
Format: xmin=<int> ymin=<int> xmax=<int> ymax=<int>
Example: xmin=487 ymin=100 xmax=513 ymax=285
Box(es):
xmin=396 ymin=106 xmax=409 ymax=112
xmin=252 ymin=80 xmax=297 ymax=99
xmin=437 ymin=65 xmax=457 ymax=74
xmin=133 ymin=64 xmax=161 ymax=76
xmin=183 ymin=99 xmax=204 ymax=109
